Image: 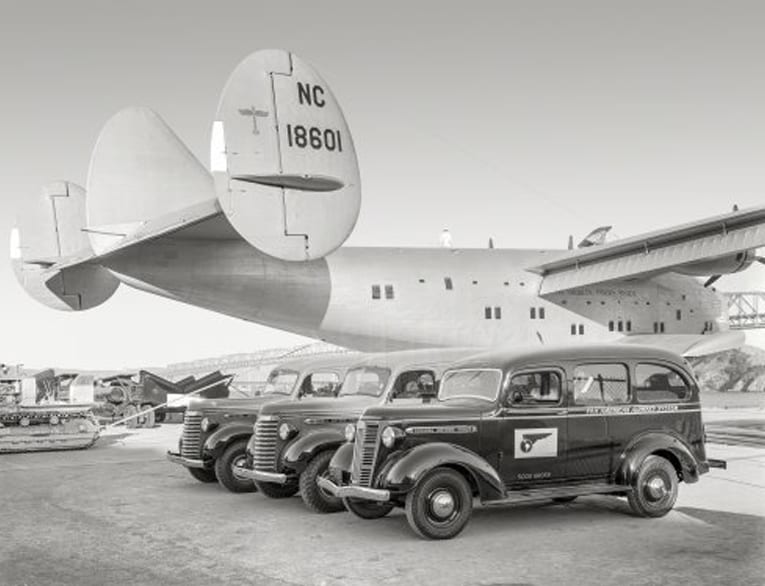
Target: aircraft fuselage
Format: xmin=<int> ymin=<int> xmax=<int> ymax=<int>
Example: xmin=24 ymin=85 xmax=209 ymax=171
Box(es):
xmin=103 ymin=235 xmax=725 ymax=351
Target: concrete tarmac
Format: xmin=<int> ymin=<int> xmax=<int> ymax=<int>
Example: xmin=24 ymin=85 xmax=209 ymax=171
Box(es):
xmin=1 ymin=418 xmax=764 ymax=586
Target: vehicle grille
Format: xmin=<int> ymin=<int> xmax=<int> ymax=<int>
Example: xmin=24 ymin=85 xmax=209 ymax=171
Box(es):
xmin=253 ymin=417 xmax=279 ymax=472
xmin=353 ymin=421 xmax=380 ymax=487
xmin=181 ymin=412 xmax=202 ymax=458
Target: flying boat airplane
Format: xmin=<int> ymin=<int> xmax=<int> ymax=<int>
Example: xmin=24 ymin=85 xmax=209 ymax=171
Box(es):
xmin=10 ymin=50 xmax=765 ymax=357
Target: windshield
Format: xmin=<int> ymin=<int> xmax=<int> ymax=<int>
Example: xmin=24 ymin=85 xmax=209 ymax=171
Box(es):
xmin=262 ymin=369 xmax=299 ymax=396
xmin=439 ymin=369 xmax=501 ymax=402
xmin=339 ymin=367 xmax=391 ymax=397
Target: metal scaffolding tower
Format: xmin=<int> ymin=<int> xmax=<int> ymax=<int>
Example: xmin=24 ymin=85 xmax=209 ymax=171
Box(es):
xmin=726 ymin=292 xmax=765 ymax=329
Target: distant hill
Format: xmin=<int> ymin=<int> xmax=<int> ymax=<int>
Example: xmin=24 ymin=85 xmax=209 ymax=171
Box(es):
xmin=689 ymin=345 xmax=765 ymax=392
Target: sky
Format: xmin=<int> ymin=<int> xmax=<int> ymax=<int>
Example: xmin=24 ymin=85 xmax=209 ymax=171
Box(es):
xmin=0 ymin=0 xmax=763 ymax=368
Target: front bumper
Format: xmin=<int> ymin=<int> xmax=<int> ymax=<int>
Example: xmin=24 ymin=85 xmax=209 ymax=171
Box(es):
xmin=316 ymin=476 xmax=390 ymax=502
xmin=166 ymin=451 xmax=206 ymax=469
xmin=707 ymin=458 xmax=727 ymax=470
xmin=234 ymin=465 xmax=289 ymax=484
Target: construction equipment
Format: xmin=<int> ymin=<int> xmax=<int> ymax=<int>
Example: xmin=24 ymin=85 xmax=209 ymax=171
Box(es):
xmin=95 ymin=370 xmax=231 ymax=428
xmin=0 ymin=364 xmax=100 ymax=453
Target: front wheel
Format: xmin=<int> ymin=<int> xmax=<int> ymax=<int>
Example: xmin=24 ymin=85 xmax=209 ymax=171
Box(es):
xmin=215 ymin=440 xmax=257 ymax=493
xmin=300 ymin=451 xmax=344 ymax=513
xmin=405 ymin=467 xmax=473 ymax=540
xmin=343 ymin=497 xmax=394 ymax=520
xmin=627 ymin=455 xmax=678 ymax=518
xmin=187 ymin=466 xmax=217 ymax=483
xmin=255 ymin=480 xmax=299 ymax=499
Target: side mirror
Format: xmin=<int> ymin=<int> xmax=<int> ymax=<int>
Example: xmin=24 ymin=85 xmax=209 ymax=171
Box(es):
xmin=510 ymin=390 xmax=524 ymax=404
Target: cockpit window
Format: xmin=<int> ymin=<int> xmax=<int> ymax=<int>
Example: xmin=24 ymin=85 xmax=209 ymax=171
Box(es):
xmin=506 ymin=371 xmax=562 ymax=406
xmin=262 ymin=369 xmax=299 ymax=396
xmin=300 ymin=371 xmax=341 ymax=398
xmin=339 ymin=367 xmax=391 ymax=397
xmin=439 ymin=369 xmax=501 ymax=402
xmin=390 ymin=369 xmax=437 ymax=400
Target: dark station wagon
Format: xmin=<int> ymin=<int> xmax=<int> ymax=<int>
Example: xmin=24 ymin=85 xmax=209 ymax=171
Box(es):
xmin=166 ymin=352 xmax=359 ymax=492
xmin=320 ymin=344 xmax=726 ymax=539
xmin=237 ymin=348 xmax=479 ymax=513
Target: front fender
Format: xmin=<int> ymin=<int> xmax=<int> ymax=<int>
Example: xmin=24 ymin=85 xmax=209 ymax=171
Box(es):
xmin=329 ymin=442 xmax=354 ymax=474
xmin=616 ymin=432 xmax=702 ymax=485
xmin=282 ymin=429 xmax=346 ymax=473
xmin=203 ymin=423 xmax=253 ymax=459
xmin=382 ymin=442 xmax=505 ymax=500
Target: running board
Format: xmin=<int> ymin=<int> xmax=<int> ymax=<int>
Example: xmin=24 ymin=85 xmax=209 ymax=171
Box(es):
xmin=483 ymin=482 xmax=630 ymax=506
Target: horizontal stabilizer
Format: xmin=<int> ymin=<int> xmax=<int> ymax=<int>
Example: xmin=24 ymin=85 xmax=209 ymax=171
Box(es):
xmin=618 ymin=331 xmax=745 ymax=357
xmin=532 ymin=206 xmax=765 ymax=295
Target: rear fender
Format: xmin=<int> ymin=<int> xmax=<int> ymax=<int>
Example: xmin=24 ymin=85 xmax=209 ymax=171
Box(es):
xmin=203 ymin=424 xmax=253 ymax=459
xmin=282 ymin=429 xmax=345 ymax=473
xmin=616 ymin=432 xmax=702 ymax=485
xmin=382 ymin=442 xmax=504 ymax=500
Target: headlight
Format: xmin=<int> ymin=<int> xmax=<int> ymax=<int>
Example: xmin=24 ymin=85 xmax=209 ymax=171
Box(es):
xmin=344 ymin=423 xmax=356 ymax=442
xmin=381 ymin=426 xmax=404 ymax=448
xmin=278 ymin=422 xmax=297 ymax=440
xmin=200 ymin=417 xmax=216 ymax=432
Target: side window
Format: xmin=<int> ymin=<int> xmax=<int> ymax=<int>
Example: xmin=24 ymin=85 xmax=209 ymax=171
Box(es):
xmin=506 ymin=371 xmax=562 ymax=406
xmin=391 ymin=369 xmax=436 ymax=400
xmin=302 ymin=372 xmax=341 ymax=398
xmin=571 ymin=363 xmax=629 ymax=406
xmin=635 ymin=364 xmax=690 ymax=403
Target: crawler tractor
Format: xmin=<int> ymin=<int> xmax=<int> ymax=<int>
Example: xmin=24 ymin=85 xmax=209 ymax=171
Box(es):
xmin=0 ymin=365 xmax=100 ymax=453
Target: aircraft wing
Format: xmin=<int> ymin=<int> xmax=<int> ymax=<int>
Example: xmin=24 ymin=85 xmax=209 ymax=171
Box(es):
xmin=618 ymin=331 xmax=745 ymax=357
xmin=530 ymin=206 xmax=765 ymax=295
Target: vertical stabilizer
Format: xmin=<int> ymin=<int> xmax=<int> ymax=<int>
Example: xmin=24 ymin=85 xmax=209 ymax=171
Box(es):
xmin=86 ymin=107 xmax=214 ymax=255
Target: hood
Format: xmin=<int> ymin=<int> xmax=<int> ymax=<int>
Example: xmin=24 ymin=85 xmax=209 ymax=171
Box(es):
xmin=259 ymin=395 xmax=377 ymax=418
xmin=187 ymin=394 xmax=288 ymax=414
xmin=362 ymin=399 xmax=491 ymax=422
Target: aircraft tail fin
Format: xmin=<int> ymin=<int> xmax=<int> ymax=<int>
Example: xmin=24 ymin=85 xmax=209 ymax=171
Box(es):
xmin=212 ymin=50 xmax=361 ymax=261
xmin=12 ymin=181 xmax=120 ymax=311
xmin=86 ymin=107 xmax=214 ymax=255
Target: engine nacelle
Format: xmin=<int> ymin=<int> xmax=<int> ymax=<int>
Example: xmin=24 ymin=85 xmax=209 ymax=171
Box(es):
xmin=211 ymin=50 xmax=361 ymax=262
xmin=11 ymin=181 xmax=119 ymax=311
xmin=675 ymin=250 xmax=756 ymax=277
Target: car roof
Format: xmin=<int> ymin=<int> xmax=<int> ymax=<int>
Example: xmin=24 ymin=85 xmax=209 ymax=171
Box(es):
xmin=271 ymin=352 xmax=365 ymax=374
xmin=448 ymin=344 xmax=687 ymax=372
xmin=349 ymin=347 xmax=483 ymax=372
